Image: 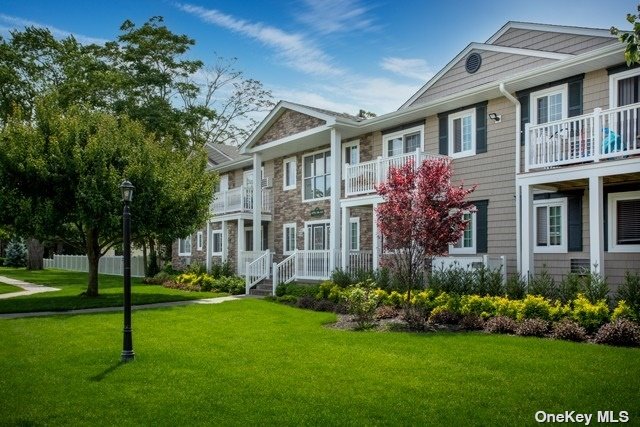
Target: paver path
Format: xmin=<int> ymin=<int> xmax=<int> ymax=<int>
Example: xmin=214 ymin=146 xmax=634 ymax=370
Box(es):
xmin=0 ymin=275 xmax=60 ymax=300
xmin=0 ymin=294 xmax=247 ymax=319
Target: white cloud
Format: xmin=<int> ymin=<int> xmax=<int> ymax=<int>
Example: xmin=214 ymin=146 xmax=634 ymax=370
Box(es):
xmin=177 ymin=3 xmax=344 ymax=77
xmin=0 ymin=14 xmax=109 ymax=45
xmin=295 ymin=0 xmax=376 ymax=34
xmin=381 ymin=57 xmax=434 ymax=81
xmin=270 ymin=86 xmax=361 ymax=116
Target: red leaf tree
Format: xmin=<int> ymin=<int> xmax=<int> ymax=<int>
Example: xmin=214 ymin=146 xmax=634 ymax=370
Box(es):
xmin=376 ymin=158 xmax=476 ymax=296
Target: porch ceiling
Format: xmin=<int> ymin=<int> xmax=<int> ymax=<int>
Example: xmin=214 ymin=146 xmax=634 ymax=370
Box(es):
xmin=533 ymin=172 xmax=640 ymax=192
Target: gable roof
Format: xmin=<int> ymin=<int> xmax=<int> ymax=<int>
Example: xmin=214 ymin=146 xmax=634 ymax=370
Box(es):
xmin=486 ymin=21 xmax=615 ymax=44
xmin=205 ymin=143 xmax=248 ymax=168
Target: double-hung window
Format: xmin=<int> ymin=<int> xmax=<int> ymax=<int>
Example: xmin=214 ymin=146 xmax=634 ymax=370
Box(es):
xmin=283 ymin=223 xmax=297 ymax=255
xmin=449 ymin=211 xmax=476 ymax=254
xmin=283 ymin=157 xmax=296 ymax=190
xmin=530 ymin=85 xmax=568 ymax=125
xmin=211 ymin=231 xmax=222 ymax=255
xmin=534 ymin=199 xmax=568 ymax=253
xmin=384 ymin=126 xmax=423 ymax=157
xmin=608 ymin=191 xmax=640 ymax=252
xmin=303 ymin=150 xmax=331 ymax=200
xmin=178 ymin=237 xmax=192 ymax=256
xmin=448 ymin=109 xmax=475 ymax=158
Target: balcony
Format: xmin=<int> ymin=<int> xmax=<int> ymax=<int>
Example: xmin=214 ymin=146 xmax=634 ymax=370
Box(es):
xmin=210 ymin=185 xmax=273 ymax=215
xmin=345 ymin=150 xmax=448 ymax=197
xmin=525 ymin=103 xmax=640 ymax=172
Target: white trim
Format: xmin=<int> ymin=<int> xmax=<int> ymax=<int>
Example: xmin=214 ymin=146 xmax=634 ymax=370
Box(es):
xmin=283 ymin=223 xmax=297 ymax=255
xmin=608 ymin=190 xmax=640 ymax=253
xmin=178 ymin=237 xmax=192 ymax=256
xmin=516 ymin=157 xmax=640 ymax=185
xmin=487 ymin=21 xmax=616 ymax=44
xmin=529 ymin=84 xmax=568 ymax=125
xmin=196 ymin=231 xmax=203 ymax=251
xmin=448 ymin=108 xmax=476 ymax=158
xmin=342 ymin=139 xmax=360 ymax=180
xmin=349 ymin=217 xmax=360 ymax=251
xmin=283 ymin=156 xmax=297 ymax=191
xmin=211 ymin=230 xmax=223 ymax=256
xmin=302 ymin=148 xmax=332 ymax=202
xmin=303 ymin=219 xmax=331 ymax=250
xmin=533 ymin=198 xmax=568 ymax=254
xmin=609 ymin=67 xmax=640 ymax=108
xmin=449 ymin=211 xmax=477 ymax=255
xmin=382 ymin=124 xmax=425 ymax=158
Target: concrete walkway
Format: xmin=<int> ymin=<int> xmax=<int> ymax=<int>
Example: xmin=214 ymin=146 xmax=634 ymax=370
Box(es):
xmin=0 ymin=294 xmax=247 ymax=319
xmin=0 ymin=275 xmax=60 ymax=300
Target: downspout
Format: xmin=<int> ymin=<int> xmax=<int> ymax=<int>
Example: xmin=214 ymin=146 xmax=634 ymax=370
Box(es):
xmin=499 ymin=82 xmax=521 ymax=276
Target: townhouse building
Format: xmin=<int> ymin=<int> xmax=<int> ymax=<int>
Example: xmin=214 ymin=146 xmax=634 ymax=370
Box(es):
xmin=174 ymin=22 xmax=640 ymax=295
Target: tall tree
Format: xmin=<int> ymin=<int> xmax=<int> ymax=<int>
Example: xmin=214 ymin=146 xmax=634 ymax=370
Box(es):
xmin=376 ymin=159 xmax=476 ymax=299
xmin=611 ymin=4 xmax=640 ymax=65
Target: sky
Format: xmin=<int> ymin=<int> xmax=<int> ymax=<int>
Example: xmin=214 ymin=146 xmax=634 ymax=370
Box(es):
xmin=0 ymin=0 xmax=635 ymax=117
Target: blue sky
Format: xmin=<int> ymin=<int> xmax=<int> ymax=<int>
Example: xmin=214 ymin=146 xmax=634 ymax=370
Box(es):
xmin=0 ymin=0 xmax=635 ymax=116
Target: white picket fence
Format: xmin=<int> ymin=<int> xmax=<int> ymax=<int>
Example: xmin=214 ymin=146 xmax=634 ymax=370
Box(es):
xmin=43 ymin=254 xmax=145 ymax=277
xmin=432 ymin=255 xmax=507 ymax=284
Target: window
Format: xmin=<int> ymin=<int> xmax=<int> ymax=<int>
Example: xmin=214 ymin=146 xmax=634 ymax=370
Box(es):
xmin=283 ymin=157 xmax=296 ymax=190
xmin=534 ymin=199 xmax=568 ymax=253
xmin=211 ymin=231 xmax=222 ymax=255
xmin=303 ymin=150 xmax=331 ymax=200
xmin=530 ymin=85 xmax=568 ymax=125
xmin=350 ymin=217 xmax=360 ymax=251
xmin=609 ymin=68 xmax=640 ymax=108
xmin=342 ymin=140 xmax=360 ymax=178
xmin=384 ymin=126 xmax=423 ymax=157
xmin=178 ymin=237 xmax=192 ymax=256
xmin=449 ymin=212 xmax=476 ymax=254
xmin=283 ymin=223 xmax=297 ymax=254
xmin=196 ymin=232 xmax=203 ymax=251
xmin=608 ymin=191 xmax=640 ymax=252
xmin=304 ymin=221 xmax=330 ymax=250
xmin=448 ymin=109 xmax=475 ymax=158
xmin=245 ymin=226 xmax=267 ymax=251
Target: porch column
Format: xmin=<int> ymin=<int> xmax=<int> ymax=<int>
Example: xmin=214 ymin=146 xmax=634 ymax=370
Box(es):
xmin=520 ymin=183 xmax=534 ymax=280
xmin=238 ymin=218 xmax=245 ymax=274
xmin=589 ymin=176 xmax=605 ymax=276
xmin=206 ymin=222 xmax=212 ymax=273
xmin=372 ymin=202 xmax=379 ymax=269
xmin=252 ymin=153 xmax=262 ymax=253
xmin=329 ymin=128 xmax=342 ymax=271
xmin=221 ymin=220 xmax=228 ymax=263
xmin=341 ymin=205 xmax=349 ymax=271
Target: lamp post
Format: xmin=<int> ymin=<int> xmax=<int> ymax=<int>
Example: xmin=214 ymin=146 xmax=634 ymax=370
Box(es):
xmin=120 ymin=180 xmax=135 ymax=362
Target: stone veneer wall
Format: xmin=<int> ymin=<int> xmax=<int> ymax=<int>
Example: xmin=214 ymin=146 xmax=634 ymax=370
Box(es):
xmin=349 ymin=206 xmax=373 ymax=251
xmin=256 ymin=110 xmax=326 ymax=146
xmin=171 ymin=225 xmax=208 ymax=271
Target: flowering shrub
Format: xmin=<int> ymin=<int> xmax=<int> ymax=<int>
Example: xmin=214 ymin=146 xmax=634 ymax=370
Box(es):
xmin=484 ymin=316 xmax=517 ymax=334
xmin=428 ymin=306 xmax=459 ymax=325
xmin=342 ymin=283 xmax=379 ymax=329
xmin=460 ymin=314 xmax=485 ymax=331
xmin=593 ymin=319 xmax=640 ymax=347
xmin=375 ymin=305 xmax=399 ymax=320
xmin=515 ymin=319 xmax=549 ymax=337
xmin=551 ymin=319 xmax=587 ymax=342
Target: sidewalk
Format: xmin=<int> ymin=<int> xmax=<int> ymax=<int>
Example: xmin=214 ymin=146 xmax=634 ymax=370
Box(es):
xmin=0 ymin=275 xmax=60 ymax=300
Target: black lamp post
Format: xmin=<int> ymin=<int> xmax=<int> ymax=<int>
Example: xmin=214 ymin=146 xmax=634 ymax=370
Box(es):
xmin=120 ymin=180 xmax=135 ymax=362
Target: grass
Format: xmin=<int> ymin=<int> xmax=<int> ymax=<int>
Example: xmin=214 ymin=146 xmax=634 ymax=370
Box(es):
xmin=0 ymin=282 xmax=21 ymax=295
xmin=0 ymin=298 xmax=638 ymax=425
xmin=0 ymin=267 xmax=226 ymax=314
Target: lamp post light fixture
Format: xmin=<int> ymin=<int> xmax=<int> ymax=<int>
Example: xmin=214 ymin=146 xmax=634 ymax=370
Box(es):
xmin=120 ymin=180 xmax=135 ymax=362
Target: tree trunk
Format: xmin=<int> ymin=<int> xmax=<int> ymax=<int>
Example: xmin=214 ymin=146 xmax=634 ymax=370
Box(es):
xmin=85 ymin=228 xmax=101 ymax=297
xmin=26 ymin=238 xmax=44 ymax=270
xmin=142 ymin=240 xmax=148 ymax=277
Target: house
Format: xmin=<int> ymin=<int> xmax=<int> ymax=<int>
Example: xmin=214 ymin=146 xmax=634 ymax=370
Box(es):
xmin=174 ymin=21 xmax=640 ymax=294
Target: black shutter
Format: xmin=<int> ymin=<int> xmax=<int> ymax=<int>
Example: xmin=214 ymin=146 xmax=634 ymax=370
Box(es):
xmin=567 ymin=195 xmax=582 ymax=252
xmin=568 ymin=79 xmax=583 ymax=118
xmin=476 ymin=103 xmax=487 ymax=153
xmin=438 ymin=115 xmax=448 ymax=155
xmin=518 ymin=93 xmax=530 ymax=146
xmin=475 ymin=200 xmax=489 ymax=253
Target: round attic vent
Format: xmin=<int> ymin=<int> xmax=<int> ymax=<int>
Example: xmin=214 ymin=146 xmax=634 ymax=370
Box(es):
xmin=465 ymin=52 xmax=482 ymax=74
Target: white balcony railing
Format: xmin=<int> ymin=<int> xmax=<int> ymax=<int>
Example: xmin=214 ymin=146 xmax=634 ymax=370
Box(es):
xmin=525 ymin=103 xmax=640 ymax=172
xmin=345 ymin=149 xmax=448 ymax=196
xmin=210 ymin=185 xmax=273 ymax=215
xmin=348 ymin=250 xmax=373 ymax=272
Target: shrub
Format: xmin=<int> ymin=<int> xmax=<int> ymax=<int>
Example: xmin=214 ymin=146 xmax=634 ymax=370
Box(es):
xmin=505 ymin=275 xmax=526 ymax=300
xmin=558 ymin=273 xmax=582 ymax=304
xmin=330 ymin=268 xmax=353 ymax=288
xmin=571 ymin=294 xmax=609 ymax=333
xmin=411 ymin=289 xmax=436 ymax=313
xmin=275 ymin=283 xmax=320 ymax=298
xmin=428 ymin=307 xmax=459 ymax=325
xmin=143 ymin=271 xmax=173 ymax=285
xmin=433 ymin=292 xmax=460 ymax=314
xmin=186 ymin=261 xmax=206 ymax=275
xmin=200 ymin=275 xmax=216 ymax=292
xmin=316 ymin=281 xmax=335 ymax=300
xmin=342 ymin=283 xmax=379 ymax=329
xmin=314 ymin=299 xmax=337 ymax=312
xmin=494 ymin=297 xmax=522 ymax=320
xmin=473 ymin=266 xmax=504 ymax=297
xmin=516 ymin=319 xmax=549 ymax=337
xmin=617 ymin=271 xmax=640 ymax=321
xmin=428 ymin=265 xmax=474 ymax=295
xmin=328 ymin=285 xmax=344 ymax=303
xmin=593 ymin=319 xmax=640 ymax=347
xmin=551 ymin=319 xmax=587 ymax=342
xmin=484 ymin=316 xmax=517 ymax=334
xmin=375 ymin=305 xmax=399 ymax=320
xmin=373 ymin=289 xmax=389 ymax=305
xmin=460 ymin=295 xmax=495 ymax=318
xmin=528 ymin=267 xmax=558 ymax=300
xmin=519 ymin=295 xmax=552 ymax=321
xmin=296 ymin=295 xmax=316 ymax=310
xmin=549 ymin=300 xmax=571 ymax=322
xmin=402 ymin=306 xmax=430 ymax=331
xmin=211 ymin=261 xmax=234 ymax=279
xmin=277 ymin=295 xmax=297 ymax=305
xmin=580 ymin=272 xmax=610 ymax=305
xmin=460 ymin=314 xmax=485 ymax=330
xmin=4 ymin=239 xmax=26 ymax=267
xmin=387 ymin=291 xmax=405 ymax=308
xmin=372 ymin=267 xmax=391 ymax=290
xmin=611 ymin=300 xmax=637 ymax=322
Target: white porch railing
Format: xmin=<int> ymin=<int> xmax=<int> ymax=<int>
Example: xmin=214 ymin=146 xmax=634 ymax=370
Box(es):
xmin=245 ymin=250 xmax=271 ymax=294
xmin=347 ymin=250 xmax=373 ymax=272
xmin=43 ymin=254 xmax=145 ymax=277
xmin=432 ymin=255 xmax=507 ymax=284
xmin=210 ymin=185 xmax=273 ymax=215
xmin=273 ymin=251 xmax=297 ymax=294
xmin=345 ymin=149 xmax=448 ymax=196
xmin=525 ymin=103 xmax=640 ymax=171
xmin=296 ymin=250 xmax=332 ymax=280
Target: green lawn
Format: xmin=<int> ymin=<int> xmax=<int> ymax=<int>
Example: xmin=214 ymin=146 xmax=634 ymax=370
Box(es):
xmin=0 ymin=282 xmax=21 ymax=295
xmin=0 ymin=299 xmax=637 ymax=425
xmin=0 ymin=268 xmax=226 ymax=313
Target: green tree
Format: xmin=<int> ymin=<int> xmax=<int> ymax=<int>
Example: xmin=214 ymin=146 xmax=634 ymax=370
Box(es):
xmin=0 ymin=96 xmax=215 ymax=296
xmin=611 ymin=4 xmax=640 ymax=65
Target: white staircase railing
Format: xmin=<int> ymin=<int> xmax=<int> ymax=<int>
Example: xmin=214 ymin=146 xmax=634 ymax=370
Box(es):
xmin=272 ymin=251 xmax=297 ymax=295
xmin=245 ymin=250 xmax=271 ymax=294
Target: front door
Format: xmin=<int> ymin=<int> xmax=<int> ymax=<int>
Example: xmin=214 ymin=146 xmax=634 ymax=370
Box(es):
xmin=303 ymin=221 xmax=330 ymax=278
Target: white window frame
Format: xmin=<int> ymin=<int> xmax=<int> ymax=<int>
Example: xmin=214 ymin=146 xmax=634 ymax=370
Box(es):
xmin=382 ymin=125 xmax=424 ymax=158
xmin=342 ymin=140 xmax=360 ymax=180
xmin=448 ymin=108 xmax=476 ymax=159
xmin=243 ymin=167 xmax=264 ymax=188
xmin=533 ymin=198 xmax=568 ymax=254
xmin=283 ymin=223 xmax=297 ymax=255
xmin=449 ymin=211 xmax=477 ymax=254
xmin=211 ymin=230 xmax=223 ymax=255
xmin=302 ymin=149 xmax=331 ymax=202
xmin=283 ymin=157 xmax=297 ymax=191
xmin=196 ymin=231 xmax=203 ymax=251
xmin=608 ymin=190 xmax=640 ymax=253
xmin=609 ymin=68 xmax=640 ymax=108
xmin=303 ymin=219 xmax=331 ymax=250
xmin=349 ymin=217 xmax=360 ymax=251
xmin=178 ymin=236 xmax=192 ymax=256
xmin=530 ymin=84 xmax=568 ymax=125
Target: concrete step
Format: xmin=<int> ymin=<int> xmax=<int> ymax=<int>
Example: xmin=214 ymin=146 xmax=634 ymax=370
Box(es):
xmin=255 ymin=283 xmax=273 ymax=291
xmin=249 ymin=288 xmax=273 ymax=296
